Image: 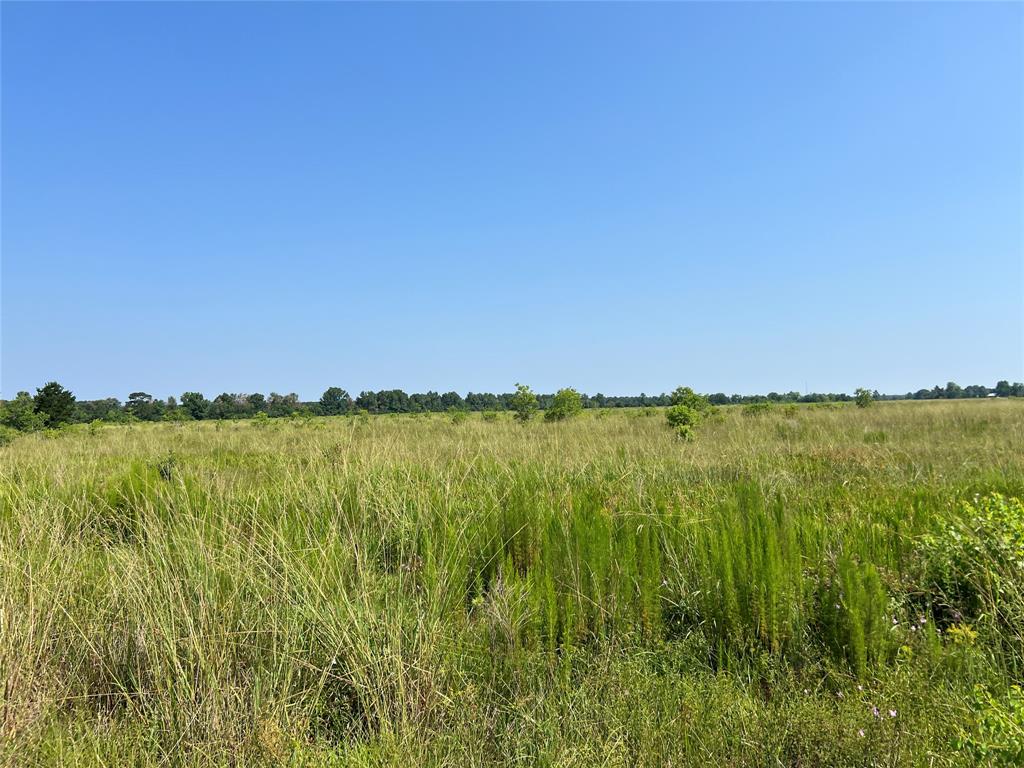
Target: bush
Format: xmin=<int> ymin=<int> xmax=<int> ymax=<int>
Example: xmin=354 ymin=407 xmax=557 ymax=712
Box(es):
xmin=545 ymin=388 xmax=583 ymax=422
xmin=958 ymin=685 xmax=1024 ymax=766
xmin=449 ymin=407 xmax=469 ymax=425
xmin=665 ymin=387 xmax=712 ymax=439
xmin=510 ymin=383 xmax=538 ymax=422
xmin=665 ymin=405 xmax=699 ymax=440
xmin=0 ymin=425 xmax=20 ymax=446
xmin=921 ymin=494 xmax=1024 ymax=640
xmin=855 ymin=388 xmax=874 ymax=408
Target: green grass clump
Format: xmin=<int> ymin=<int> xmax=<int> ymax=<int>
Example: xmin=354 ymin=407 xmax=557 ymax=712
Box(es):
xmin=1 ymin=399 xmax=1023 ymax=765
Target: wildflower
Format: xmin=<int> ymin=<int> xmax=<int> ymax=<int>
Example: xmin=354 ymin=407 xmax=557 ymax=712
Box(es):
xmin=857 ymin=685 xmax=863 ymax=691
xmin=871 ymin=706 xmax=880 ymax=718
xmin=858 ymin=729 xmax=865 ymax=738
xmin=889 ymin=709 xmax=897 ymax=718
xmin=836 ymin=691 xmax=844 ymax=699
xmin=919 ymin=617 xmax=927 ymax=625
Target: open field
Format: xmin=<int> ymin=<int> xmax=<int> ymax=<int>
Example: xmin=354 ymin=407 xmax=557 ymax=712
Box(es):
xmin=2 ymin=399 xmax=1023 ymax=766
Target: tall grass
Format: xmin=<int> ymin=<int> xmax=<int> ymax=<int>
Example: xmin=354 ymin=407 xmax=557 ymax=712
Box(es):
xmin=1 ymin=399 xmax=1023 ymax=765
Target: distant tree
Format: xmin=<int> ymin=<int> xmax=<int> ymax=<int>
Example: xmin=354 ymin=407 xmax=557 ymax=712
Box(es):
xmin=126 ymin=391 xmax=165 ymax=421
xmin=34 ymin=382 xmax=76 ymax=427
xmin=319 ymin=387 xmax=352 ymax=416
xmin=181 ymin=392 xmax=210 ymax=420
xmin=355 ymin=391 xmax=378 ymax=413
xmin=945 ymin=381 xmax=963 ymax=399
xmin=246 ymin=393 xmax=267 ymax=413
xmin=854 ymin=388 xmax=874 ymax=408
xmin=545 ymin=388 xmax=583 ymax=422
xmin=440 ymin=391 xmax=465 ymax=410
xmin=510 ymin=383 xmax=538 ymax=422
xmin=995 ymin=380 xmax=1011 ymax=398
xmin=267 ymin=392 xmax=300 ymax=418
xmin=0 ymin=391 xmax=47 ymax=431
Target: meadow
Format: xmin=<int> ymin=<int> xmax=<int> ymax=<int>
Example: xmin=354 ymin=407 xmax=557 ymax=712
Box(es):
xmin=2 ymin=399 xmax=1022 ymax=766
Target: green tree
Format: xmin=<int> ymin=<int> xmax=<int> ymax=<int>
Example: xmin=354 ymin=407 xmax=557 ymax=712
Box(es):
xmin=126 ymin=391 xmax=164 ymax=421
xmin=854 ymin=388 xmax=874 ymax=408
xmin=545 ymin=387 xmax=583 ymax=421
xmin=670 ymin=386 xmax=711 ymax=413
xmin=319 ymin=387 xmax=352 ymax=416
xmin=181 ymin=392 xmax=210 ymax=420
xmin=33 ymin=382 xmax=76 ymax=427
xmin=0 ymin=391 xmax=46 ymax=431
xmin=665 ymin=404 xmax=699 ymax=440
xmin=510 ymin=383 xmax=538 ymax=422
xmin=665 ymin=385 xmax=712 ymax=440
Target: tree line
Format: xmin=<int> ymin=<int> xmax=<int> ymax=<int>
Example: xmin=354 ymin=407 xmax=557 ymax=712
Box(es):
xmin=1 ymin=379 xmax=1021 ymax=432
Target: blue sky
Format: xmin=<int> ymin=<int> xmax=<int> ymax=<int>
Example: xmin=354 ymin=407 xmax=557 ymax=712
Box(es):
xmin=2 ymin=2 xmax=1021 ymax=400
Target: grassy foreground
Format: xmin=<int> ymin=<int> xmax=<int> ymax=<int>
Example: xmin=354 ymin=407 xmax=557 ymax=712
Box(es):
xmin=2 ymin=400 xmax=1023 ymax=766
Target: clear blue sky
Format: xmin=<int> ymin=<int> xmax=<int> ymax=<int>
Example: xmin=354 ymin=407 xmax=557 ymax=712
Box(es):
xmin=2 ymin=2 xmax=1021 ymax=400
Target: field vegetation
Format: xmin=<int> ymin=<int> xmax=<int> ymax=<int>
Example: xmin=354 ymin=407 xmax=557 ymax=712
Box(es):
xmin=2 ymin=399 xmax=1023 ymax=766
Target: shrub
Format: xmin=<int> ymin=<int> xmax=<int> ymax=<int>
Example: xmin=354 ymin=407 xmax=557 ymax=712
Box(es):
xmin=481 ymin=411 xmax=499 ymax=422
xmin=855 ymin=388 xmax=874 ymax=408
xmin=0 ymin=425 xmax=19 ymax=446
xmin=665 ymin=386 xmax=712 ymax=439
xmin=665 ymin=405 xmax=699 ymax=440
xmin=449 ymin=407 xmax=469 ymax=425
xmin=510 ymin=383 xmax=538 ymax=422
xmin=0 ymin=391 xmax=46 ymax=432
xmin=958 ymin=685 xmax=1024 ymax=766
xmin=921 ymin=494 xmax=1024 ymax=640
xmin=743 ymin=401 xmax=773 ymax=416
xmin=545 ymin=388 xmax=582 ymax=422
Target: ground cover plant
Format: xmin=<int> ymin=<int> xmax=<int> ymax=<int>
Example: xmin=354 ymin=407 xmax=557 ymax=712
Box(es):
xmin=1 ymin=398 xmax=1023 ymax=766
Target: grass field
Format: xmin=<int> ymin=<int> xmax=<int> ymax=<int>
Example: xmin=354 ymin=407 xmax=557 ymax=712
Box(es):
xmin=2 ymin=399 xmax=1023 ymax=766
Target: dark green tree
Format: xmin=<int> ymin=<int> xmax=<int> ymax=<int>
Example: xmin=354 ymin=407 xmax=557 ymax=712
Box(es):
xmin=126 ymin=391 xmax=165 ymax=421
xmin=181 ymin=392 xmax=210 ymax=420
xmin=33 ymin=382 xmax=76 ymax=427
xmin=319 ymin=387 xmax=352 ymax=416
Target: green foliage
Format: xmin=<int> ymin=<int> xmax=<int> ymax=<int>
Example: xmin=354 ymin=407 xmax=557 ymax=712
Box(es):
xmin=743 ymin=401 xmax=773 ymax=416
xmin=320 ymin=387 xmax=353 ymax=416
xmin=544 ymin=388 xmax=582 ymax=422
xmin=921 ymin=493 xmax=1024 ymax=642
xmin=33 ymin=381 xmax=76 ymax=428
xmin=180 ymin=391 xmax=210 ymax=420
xmin=665 ymin=404 xmax=699 ymax=439
xmin=665 ymin=386 xmax=712 ymax=439
xmin=959 ymin=685 xmax=1024 ymax=765
xmin=510 ymin=383 xmax=538 ymax=422
xmin=0 ymin=391 xmax=47 ymax=431
xmin=448 ymin=406 xmax=468 ymax=424
xmin=0 ymin=425 xmax=20 ymax=446
xmin=855 ymin=388 xmax=875 ymax=408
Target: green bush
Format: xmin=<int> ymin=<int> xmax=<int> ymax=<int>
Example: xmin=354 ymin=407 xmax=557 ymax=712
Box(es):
xmin=921 ymin=494 xmax=1024 ymax=642
xmin=0 ymin=425 xmax=20 ymax=446
xmin=958 ymin=684 xmax=1024 ymax=766
xmin=544 ymin=388 xmax=582 ymax=422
